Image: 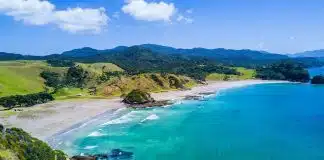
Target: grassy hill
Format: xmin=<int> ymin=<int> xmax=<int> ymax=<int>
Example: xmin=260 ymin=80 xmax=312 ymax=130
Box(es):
xmin=0 ymin=61 xmax=66 ymax=97
xmin=98 ymin=73 xmax=196 ymax=97
xmin=0 ymin=61 xmax=123 ymax=98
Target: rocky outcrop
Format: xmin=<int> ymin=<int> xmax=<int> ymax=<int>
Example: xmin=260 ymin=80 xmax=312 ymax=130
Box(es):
xmin=311 ymin=75 xmax=324 ymax=84
xmin=122 ymin=90 xmax=154 ymax=104
xmin=70 ymin=156 xmax=96 ymax=160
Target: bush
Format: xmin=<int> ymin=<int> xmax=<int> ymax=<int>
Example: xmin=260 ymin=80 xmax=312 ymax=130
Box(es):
xmin=311 ymin=75 xmax=324 ymax=84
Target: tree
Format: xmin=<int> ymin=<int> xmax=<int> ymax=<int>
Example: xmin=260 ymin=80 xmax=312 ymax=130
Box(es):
xmin=65 ymin=65 xmax=89 ymax=88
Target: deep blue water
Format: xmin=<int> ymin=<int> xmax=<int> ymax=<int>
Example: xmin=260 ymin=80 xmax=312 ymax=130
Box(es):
xmin=309 ymin=67 xmax=324 ymax=77
xmin=52 ymin=68 xmax=324 ymax=160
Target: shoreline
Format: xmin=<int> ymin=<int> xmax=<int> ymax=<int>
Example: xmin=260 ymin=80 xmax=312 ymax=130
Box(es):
xmin=0 ymin=80 xmax=287 ymax=141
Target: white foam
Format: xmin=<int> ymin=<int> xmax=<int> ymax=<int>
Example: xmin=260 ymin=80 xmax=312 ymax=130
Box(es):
xmin=141 ymin=114 xmax=159 ymax=123
xmin=88 ymin=131 xmax=106 ymax=137
xmin=101 ymin=111 xmax=139 ymax=126
xmin=84 ymin=146 xmax=98 ymax=150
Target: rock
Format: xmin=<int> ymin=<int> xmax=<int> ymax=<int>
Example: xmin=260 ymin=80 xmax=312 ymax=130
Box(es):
xmin=70 ymin=156 xmax=96 ymax=160
xmin=311 ymin=75 xmax=324 ymax=84
xmin=109 ymin=149 xmax=133 ymax=159
xmin=129 ymin=100 xmax=172 ymax=109
xmin=184 ymin=95 xmax=202 ymax=100
xmin=122 ymin=90 xmax=154 ymax=105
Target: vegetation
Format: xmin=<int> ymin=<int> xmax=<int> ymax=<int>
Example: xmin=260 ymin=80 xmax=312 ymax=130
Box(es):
xmin=97 ymin=71 xmax=125 ymax=84
xmin=206 ymin=67 xmax=256 ymax=81
xmin=0 ymin=92 xmax=54 ymax=108
xmin=311 ymin=75 xmax=324 ymax=84
xmin=0 ymin=124 xmax=67 ymax=160
xmin=122 ymin=90 xmax=154 ymax=104
xmin=98 ymin=73 xmax=196 ymax=97
xmin=46 ymin=59 xmax=74 ymax=67
xmin=40 ymin=71 xmax=63 ymax=92
xmin=65 ymin=65 xmax=89 ymax=88
xmin=256 ymin=61 xmax=310 ymax=82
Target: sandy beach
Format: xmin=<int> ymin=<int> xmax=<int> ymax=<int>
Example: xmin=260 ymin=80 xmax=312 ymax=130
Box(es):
xmin=0 ymin=80 xmax=286 ymax=140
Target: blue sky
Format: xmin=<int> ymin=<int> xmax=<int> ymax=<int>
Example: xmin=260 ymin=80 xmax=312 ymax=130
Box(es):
xmin=0 ymin=0 xmax=323 ymax=55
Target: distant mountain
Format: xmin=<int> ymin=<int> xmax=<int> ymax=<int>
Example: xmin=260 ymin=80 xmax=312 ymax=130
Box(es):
xmin=1 ymin=44 xmax=323 ymax=68
xmin=61 ymin=47 xmax=99 ymax=57
xmin=292 ymin=49 xmax=324 ymax=58
xmin=0 ymin=52 xmax=42 ymax=61
xmin=138 ymin=44 xmax=288 ymax=60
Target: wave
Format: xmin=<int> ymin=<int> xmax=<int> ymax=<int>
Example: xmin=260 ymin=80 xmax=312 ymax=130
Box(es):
xmin=88 ymin=131 xmax=106 ymax=137
xmin=141 ymin=114 xmax=159 ymax=123
xmin=101 ymin=111 xmax=141 ymax=126
xmin=84 ymin=146 xmax=98 ymax=150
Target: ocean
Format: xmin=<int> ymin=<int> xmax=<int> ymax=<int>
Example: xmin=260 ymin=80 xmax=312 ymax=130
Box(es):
xmin=52 ymin=68 xmax=324 ymax=160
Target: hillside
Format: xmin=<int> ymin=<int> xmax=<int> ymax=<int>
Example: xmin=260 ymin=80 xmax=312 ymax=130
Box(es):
xmin=0 ymin=61 xmax=66 ymax=97
xmin=292 ymin=49 xmax=324 ymax=58
xmin=0 ymin=124 xmax=67 ymax=160
xmin=0 ymin=61 xmax=123 ymax=98
xmin=97 ymin=73 xmax=196 ymax=97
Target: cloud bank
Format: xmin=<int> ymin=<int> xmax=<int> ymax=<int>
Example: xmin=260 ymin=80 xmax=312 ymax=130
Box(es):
xmin=0 ymin=0 xmax=108 ymax=34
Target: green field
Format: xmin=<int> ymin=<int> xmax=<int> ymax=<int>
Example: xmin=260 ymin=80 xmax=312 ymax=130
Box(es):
xmin=206 ymin=67 xmax=256 ymax=81
xmin=0 ymin=61 xmax=67 ymax=97
xmin=0 ymin=61 xmax=123 ymax=98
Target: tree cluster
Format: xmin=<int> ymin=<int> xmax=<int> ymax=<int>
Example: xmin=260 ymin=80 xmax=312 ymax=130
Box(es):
xmin=256 ymin=61 xmax=310 ymax=82
xmin=0 ymin=92 xmax=54 ymax=108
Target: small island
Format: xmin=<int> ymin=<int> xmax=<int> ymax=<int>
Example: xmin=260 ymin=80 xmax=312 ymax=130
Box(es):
xmin=122 ymin=90 xmax=170 ymax=108
xmin=311 ymin=75 xmax=324 ymax=84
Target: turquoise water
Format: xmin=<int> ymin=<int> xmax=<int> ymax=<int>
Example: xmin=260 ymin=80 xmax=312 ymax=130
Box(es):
xmin=53 ymin=82 xmax=324 ymax=160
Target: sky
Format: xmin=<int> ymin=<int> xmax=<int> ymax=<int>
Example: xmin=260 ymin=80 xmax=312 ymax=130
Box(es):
xmin=0 ymin=0 xmax=324 ymax=55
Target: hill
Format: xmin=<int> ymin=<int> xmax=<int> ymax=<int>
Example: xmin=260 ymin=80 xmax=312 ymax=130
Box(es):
xmin=139 ymin=44 xmax=288 ymax=60
xmin=0 ymin=124 xmax=67 ymax=160
xmin=292 ymin=49 xmax=324 ymax=58
xmin=0 ymin=52 xmax=42 ymax=61
xmin=0 ymin=61 xmax=66 ymax=97
xmin=0 ymin=61 xmax=123 ymax=98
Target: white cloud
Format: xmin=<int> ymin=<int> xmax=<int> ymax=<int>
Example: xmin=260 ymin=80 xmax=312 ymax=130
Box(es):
xmin=122 ymin=0 xmax=176 ymax=22
xmin=0 ymin=0 xmax=108 ymax=34
xmin=177 ymin=15 xmax=194 ymax=24
xmin=54 ymin=7 xmax=108 ymax=34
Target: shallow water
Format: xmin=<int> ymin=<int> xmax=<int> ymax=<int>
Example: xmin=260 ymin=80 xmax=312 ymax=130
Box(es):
xmin=52 ymin=82 xmax=324 ymax=160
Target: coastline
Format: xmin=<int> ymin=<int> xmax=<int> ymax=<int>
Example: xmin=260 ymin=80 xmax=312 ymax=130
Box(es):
xmin=0 ymin=80 xmax=287 ymax=141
